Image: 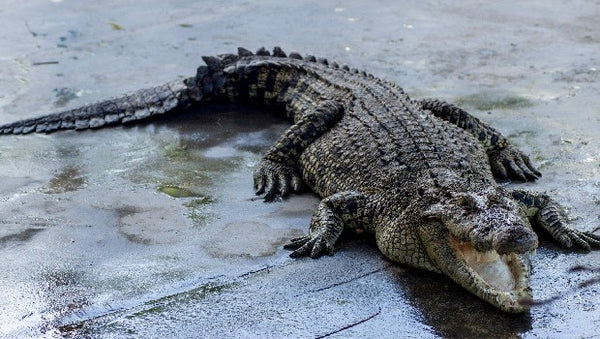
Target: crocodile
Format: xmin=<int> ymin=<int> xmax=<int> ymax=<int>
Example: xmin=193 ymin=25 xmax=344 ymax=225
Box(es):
xmin=1 ymin=47 xmax=599 ymax=313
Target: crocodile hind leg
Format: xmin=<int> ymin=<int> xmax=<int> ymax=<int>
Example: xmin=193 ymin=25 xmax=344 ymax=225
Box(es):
xmin=254 ymin=100 xmax=344 ymax=201
xmin=511 ymin=190 xmax=600 ymax=250
xmin=417 ymin=99 xmax=541 ymax=181
xmin=284 ymin=191 xmax=372 ymax=258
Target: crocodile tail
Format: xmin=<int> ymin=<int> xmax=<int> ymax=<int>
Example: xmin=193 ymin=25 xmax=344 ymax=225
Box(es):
xmin=0 ymin=46 xmax=291 ymax=135
xmin=0 ymin=79 xmax=195 ymax=135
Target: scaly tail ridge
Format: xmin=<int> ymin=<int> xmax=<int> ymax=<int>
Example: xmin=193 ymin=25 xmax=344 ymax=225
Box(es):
xmin=0 ymin=79 xmax=193 ymax=135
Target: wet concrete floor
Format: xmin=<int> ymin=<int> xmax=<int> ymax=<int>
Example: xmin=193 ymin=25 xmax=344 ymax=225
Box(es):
xmin=1 ymin=0 xmax=599 ymax=338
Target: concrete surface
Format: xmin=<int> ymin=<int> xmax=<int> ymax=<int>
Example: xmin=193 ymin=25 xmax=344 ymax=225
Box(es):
xmin=0 ymin=0 xmax=599 ymax=338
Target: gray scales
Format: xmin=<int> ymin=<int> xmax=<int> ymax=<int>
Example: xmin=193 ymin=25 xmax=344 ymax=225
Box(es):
xmin=1 ymin=47 xmax=599 ymax=313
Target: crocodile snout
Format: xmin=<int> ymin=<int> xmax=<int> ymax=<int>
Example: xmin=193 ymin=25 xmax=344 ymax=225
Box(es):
xmin=493 ymin=226 xmax=538 ymax=254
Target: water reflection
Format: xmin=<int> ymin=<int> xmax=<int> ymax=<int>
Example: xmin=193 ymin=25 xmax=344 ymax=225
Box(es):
xmin=388 ymin=265 xmax=532 ymax=338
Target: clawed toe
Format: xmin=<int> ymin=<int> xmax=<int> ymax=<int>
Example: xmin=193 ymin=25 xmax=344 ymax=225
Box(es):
xmin=571 ymin=230 xmax=600 ymax=251
xmin=253 ymin=159 xmax=303 ymax=202
xmin=555 ymin=228 xmax=600 ymax=252
xmin=514 ymin=191 xmax=599 ymax=252
xmin=284 ymin=236 xmax=311 ymax=250
xmin=284 ymin=234 xmax=334 ymax=258
xmin=490 ymin=145 xmax=541 ymax=182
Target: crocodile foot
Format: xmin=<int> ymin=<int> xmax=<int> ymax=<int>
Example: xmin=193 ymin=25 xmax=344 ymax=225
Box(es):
xmin=538 ymin=202 xmax=600 ymax=251
xmin=284 ymin=234 xmax=335 ymax=258
xmin=489 ymin=145 xmax=541 ymax=181
xmin=253 ymin=159 xmax=302 ymax=202
xmin=556 ymin=228 xmax=600 ymax=251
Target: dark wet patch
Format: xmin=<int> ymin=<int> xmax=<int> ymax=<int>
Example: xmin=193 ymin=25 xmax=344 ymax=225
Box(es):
xmin=389 ymin=266 xmax=533 ymax=337
xmin=455 ymin=93 xmax=534 ymax=111
xmin=53 ymin=87 xmax=80 ymax=107
xmin=40 ymin=167 xmax=86 ymax=194
xmin=183 ymin=196 xmax=215 ymax=207
xmin=115 ymin=205 xmax=139 ymax=219
xmin=507 ymin=130 xmax=537 ymax=139
xmin=114 ymin=206 xmax=152 ymax=245
xmin=120 ymin=232 xmax=153 ymax=245
xmin=120 ymin=104 xmax=288 ymax=200
xmin=0 ymin=227 xmax=44 ymax=249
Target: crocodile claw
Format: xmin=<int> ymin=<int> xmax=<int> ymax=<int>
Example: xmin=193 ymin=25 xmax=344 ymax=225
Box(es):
xmin=556 ymin=228 xmax=600 ymax=251
xmin=489 ymin=145 xmax=541 ymax=181
xmin=537 ymin=201 xmax=600 ymax=251
xmin=253 ymin=159 xmax=302 ymax=202
xmin=284 ymin=234 xmax=335 ymax=258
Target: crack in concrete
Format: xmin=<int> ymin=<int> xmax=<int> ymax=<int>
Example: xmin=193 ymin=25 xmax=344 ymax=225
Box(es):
xmin=315 ymin=307 xmax=382 ymax=338
xmin=298 ymin=264 xmax=392 ymax=296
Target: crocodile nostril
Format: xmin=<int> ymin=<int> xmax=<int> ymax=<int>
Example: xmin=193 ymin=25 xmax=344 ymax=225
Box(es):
xmin=493 ymin=227 xmax=539 ymax=254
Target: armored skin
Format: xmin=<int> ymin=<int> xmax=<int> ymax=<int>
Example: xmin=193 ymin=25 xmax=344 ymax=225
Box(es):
xmin=2 ymin=47 xmax=599 ymax=313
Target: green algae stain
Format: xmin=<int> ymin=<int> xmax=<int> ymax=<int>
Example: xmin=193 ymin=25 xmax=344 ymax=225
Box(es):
xmin=40 ymin=167 xmax=86 ymax=194
xmin=455 ymin=93 xmax=534 ymax=111
xmin=157 ymin=185 xmax=198 ymax=198
xmin=107 ymin=22 xmax=124 ymax=31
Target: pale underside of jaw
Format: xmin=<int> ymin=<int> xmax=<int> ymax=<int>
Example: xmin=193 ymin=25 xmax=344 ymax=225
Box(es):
xmin=449 ymin=235 xmax=521 ymax=292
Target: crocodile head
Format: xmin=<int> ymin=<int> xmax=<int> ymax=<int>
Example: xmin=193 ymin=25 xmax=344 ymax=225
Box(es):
xmin=419 ymin=189 xmax=537 ymax=312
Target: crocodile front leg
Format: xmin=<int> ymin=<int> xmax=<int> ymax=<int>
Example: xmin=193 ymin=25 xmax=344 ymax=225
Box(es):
xmin=254 ymin=100 xmax=344 ymax=201
xmin=284 ymin=191 xmax=372 ymax=258
xmin=418 ymin=99 xmax=541 ymax=181
xmin=511 ymin=190 xmax=600 ymax=250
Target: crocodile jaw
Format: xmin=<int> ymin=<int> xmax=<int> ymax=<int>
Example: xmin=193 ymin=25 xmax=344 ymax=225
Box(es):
xmin=419 ymin=221 xmax=532 ymax=313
